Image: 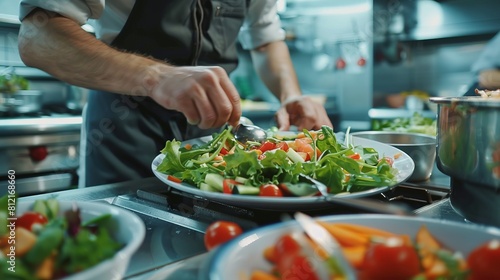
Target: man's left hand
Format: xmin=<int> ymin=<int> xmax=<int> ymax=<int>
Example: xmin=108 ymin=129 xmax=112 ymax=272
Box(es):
xmin=274 ymin=96 xmax=333 ymax=131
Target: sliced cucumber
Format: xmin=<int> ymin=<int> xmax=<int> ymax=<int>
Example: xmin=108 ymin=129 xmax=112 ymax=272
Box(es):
xmin=232 ymin=185 xmax=260 ymax=195
xmin=199 ymin=182 xmax=219 ymax=192
xmin=32 ymin=200 xmax=49 ymax=218
xmin=234 ymin=176 xmax=249 ymax=184
xmin=45 ymin=199 xmax=59 ymax=219
xmin=32 ymin=199 xmax=59 ymax=220
xmin=204 ymin=173 xmax=224 ymax=192
xmin=287 ymin=148 xmax=305 ymax=163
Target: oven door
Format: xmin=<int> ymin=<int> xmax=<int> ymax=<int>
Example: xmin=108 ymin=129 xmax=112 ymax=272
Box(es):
xmin=0 ymin=173 xmax=75 ymax=197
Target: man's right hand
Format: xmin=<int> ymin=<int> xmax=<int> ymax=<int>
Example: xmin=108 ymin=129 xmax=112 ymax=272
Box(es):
xmin=145 ymin=65 xmax=242 ymax=129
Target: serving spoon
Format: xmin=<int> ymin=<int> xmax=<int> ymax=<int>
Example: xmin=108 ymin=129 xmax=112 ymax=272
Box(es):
xmin=232 ymin=123 xmax=268 ymax=144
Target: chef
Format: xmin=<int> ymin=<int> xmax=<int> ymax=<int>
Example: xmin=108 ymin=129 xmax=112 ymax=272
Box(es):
xmin=465 ymin=31 xmax=500 ymax=96
xmin=18 ymin=0 xmax=333 ymax=187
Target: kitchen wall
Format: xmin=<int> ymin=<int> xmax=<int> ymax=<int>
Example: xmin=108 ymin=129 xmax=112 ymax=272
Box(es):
xmin=372 ymin=0 xmax=500 ymax=106
xmin=232 ymin=0 xmax=374 ymax=131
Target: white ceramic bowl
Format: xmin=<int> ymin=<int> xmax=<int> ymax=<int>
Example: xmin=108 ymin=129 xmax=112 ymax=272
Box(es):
xmin=205 ymin=214 xmax=500 ymax=280
xmin=17 ymin=200 xmax=145 ymax=280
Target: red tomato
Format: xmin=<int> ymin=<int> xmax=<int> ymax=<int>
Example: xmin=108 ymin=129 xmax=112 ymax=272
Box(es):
xmin=467 ymin=239 xmax=500 ymax=280
xmin=17 ymin=211 xmax=48 ymax=231
xmin=274 ymin=233 xmax=302 ymax=260
xmin=219 ymin=147 xmax=229 ymax=155
xmin=259 ymin=184 xmax=283 ymax=197
xmin=222 ymin=179 xmax=240 ymax=194
xmin=280 ymin=254 xmax=320 ymax=280
xmin=259 ymin=141 xmax=277 ymax=153
xmin=361 ymin=237 xmax=421 ymax=280
xmin=204 ymin=221 xmax=243 ymax=251
xmin=276 ymin=142 xmax=289 ymax=152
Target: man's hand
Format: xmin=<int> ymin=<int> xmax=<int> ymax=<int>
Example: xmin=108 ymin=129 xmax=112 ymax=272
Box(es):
xmin=146 ymin=65 xmax=241 ymax=129
xmin=478 ymin=69 xmax=500 ymax=89
xmin=18 ymin=10 xmax=241 ymax=130
xmin=274 ymin=96 xmax=333 ymax=131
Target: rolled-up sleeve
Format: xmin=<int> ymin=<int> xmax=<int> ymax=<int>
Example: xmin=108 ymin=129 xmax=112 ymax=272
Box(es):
xmin=238 ymin=0 xmax=286 ymax=50
xmin=19 ymin=0 xmax=104 ymax=25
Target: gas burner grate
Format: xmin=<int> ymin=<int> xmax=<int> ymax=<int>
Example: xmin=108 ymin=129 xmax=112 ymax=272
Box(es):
xmin=379 ymin=183 xmax=450 ymax=210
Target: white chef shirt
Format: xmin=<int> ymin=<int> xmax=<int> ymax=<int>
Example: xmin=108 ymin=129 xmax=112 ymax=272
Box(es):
xmin=19 ymin=0 xmax=285 ymax=50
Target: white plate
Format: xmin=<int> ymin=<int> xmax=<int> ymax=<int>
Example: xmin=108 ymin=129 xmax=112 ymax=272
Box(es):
xmin=205 ymin=214 xmax=500 ymax=280
xmin=151 ymin=136 xmax=415 ymax=210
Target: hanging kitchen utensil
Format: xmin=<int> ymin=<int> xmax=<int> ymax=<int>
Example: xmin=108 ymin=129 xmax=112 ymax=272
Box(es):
xmin=335 ymin=43 xmax=346 ymax=70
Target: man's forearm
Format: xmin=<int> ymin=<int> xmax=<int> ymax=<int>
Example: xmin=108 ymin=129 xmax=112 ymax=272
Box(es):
xmin=18 ymin=9 xmax=164 ymax=96
xmin=250 ymin=41 xmax=301 ymax=103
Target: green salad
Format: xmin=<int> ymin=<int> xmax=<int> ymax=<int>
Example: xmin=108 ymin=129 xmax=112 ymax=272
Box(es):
xmin=0 ymin=197 xmax=122 ymax=280
xmin=156 ymin=126 xmax=399 ymax=196
xmin=371 ymin=112 xmax=437 ymax=136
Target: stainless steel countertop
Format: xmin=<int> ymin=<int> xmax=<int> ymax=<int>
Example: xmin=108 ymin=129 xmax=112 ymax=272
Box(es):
xmin=0 ymin=115 xmax=82 ymax=136
xmin=17 ymin=173 xmax=474 ymax=280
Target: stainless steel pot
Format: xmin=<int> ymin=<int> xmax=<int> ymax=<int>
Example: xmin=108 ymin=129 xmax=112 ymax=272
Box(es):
xmin=430 ymin=96 xmax=500 ymax=226
xmin=0 ymin=90 xmax=42 ymax=114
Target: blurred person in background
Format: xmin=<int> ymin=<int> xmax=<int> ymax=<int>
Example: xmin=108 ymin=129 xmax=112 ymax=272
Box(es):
xmin=464 ymin=31 xmax=500 ymax=96
xmin=17 ymin=1 xmax=333 ymax=187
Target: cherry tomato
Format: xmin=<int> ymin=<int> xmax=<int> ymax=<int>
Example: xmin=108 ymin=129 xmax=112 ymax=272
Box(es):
xmin=276 ymin=142 xmax=289 ymax=152
xmin=219 ymin=147 xmax=229 ymax=155
xmin=274 ymin=233 xmax=302 ymax=260
xmin=204 ymin=221 xmax=243 ymax=251
xmin=259 ymin=141 xmax=277 ymax=153
xmin=467 ymin=239 xmax=500 ymax=280
xmin=17 ymin=211 xmax=48 ymax=231
xmin=280 ymin=254 xmax=320 ymax=280
xmin=260 ymin=184 xmax=283 ymax=197
xmin=223 ymin=179 xmax=240 ymax=194
xmin=361 ymin=237 xmax=421 ymax=280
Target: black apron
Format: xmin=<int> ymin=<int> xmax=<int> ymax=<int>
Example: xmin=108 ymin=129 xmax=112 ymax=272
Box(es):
xmin=84 ymin=0 xmax=247 ymax=187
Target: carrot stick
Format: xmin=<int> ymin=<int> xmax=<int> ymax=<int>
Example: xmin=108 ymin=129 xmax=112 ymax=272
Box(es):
xmin=416 ymin=225 xmax=442 ymax=270
xmin=342 ymin=246 xmax=367 ymax=269
xmin=250 ymin=270 xmax=280 ymax=280
xmin=332 ymin=223 xmax=397 ymax=239
xmin=263 ymin=246 xmax=276 ymax=264
xmin=317 ymin=221 xmax=369 ymax=247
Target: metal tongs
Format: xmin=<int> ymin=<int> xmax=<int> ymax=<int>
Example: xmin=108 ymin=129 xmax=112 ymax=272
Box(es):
xmin=300 ymin=174 xmax=414 ymax=216
xmin=294 ymin=212 xmax=357 ymax=280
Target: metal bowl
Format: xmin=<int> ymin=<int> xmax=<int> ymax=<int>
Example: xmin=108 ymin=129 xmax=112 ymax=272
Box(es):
xmin=0 ymin=90 xmax=42 ymax=114
xmin=350 ymin=131 xmax=436 ymax=182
